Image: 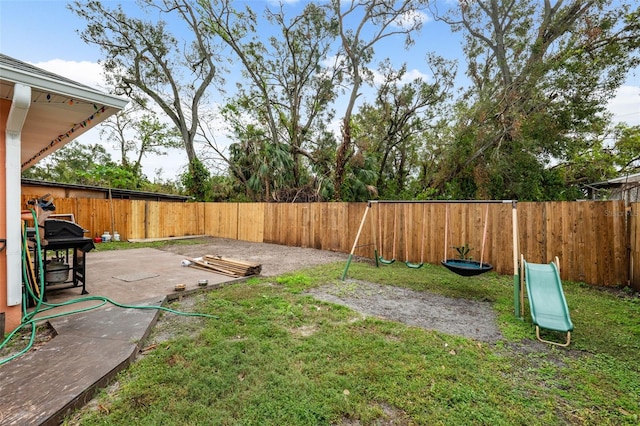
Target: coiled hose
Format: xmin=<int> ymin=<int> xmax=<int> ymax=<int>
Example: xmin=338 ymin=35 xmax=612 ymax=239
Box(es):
xmin=0 ymin=209 xmax=217 ymax=365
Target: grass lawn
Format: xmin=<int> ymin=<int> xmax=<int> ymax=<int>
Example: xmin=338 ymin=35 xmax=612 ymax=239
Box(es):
xmin=65 ymin=248 xmax=640 ymax=425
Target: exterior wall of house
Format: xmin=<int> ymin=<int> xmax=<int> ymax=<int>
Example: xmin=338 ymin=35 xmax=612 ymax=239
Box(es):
xmin=1 ymin=98 xmax=22 ymax=333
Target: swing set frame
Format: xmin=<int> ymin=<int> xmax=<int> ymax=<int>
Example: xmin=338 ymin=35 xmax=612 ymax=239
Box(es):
xmin=341 ymin=200 xmax=521 ymax=314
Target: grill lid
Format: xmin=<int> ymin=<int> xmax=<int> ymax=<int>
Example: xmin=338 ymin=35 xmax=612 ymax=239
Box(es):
xmin=44 ymin=220 xmax=84 ymax=240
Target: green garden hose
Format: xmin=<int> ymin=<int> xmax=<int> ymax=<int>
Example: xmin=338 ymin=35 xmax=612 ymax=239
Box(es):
xmin=0 ymin=209 xmax=218 ymax=366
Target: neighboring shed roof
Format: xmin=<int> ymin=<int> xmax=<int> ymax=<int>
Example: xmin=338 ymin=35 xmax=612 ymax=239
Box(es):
xmin=585 ymin=172 xmax=640 ymax=202
xmin=588 ymin=172 xmax=640 ymax=189
xmin=22 ymin=178 xmax=189 ymax=202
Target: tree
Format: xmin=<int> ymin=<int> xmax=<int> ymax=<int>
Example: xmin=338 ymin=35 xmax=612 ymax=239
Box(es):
xmin=612 ymin=124 xmax=640 ymax=174
xmin=331 ymin=0 xmax=429 ymax=200
xmin=99 ymin=104 xmax=183 ymax=181
xmin=227 ymin=126 xmax=294 ymax=202
xmin=22 ymin=141 xmax=112 ymax=183
xmin=69 ymin=0 xmax=222 ymax=199
xmin=432 ymin=0 xmax=640 ymax=199
xmin=352 ymin=59 xmax=453 ymax=198
xmin=201 ymin=0 xmax=432 ymax=201
xmin=21 ymin=140 xmax=142 ymax=189
xmin=198 ymin=0 xmax=340 ymax=199
xmin=180 ymin=157 xmax=212 ymax=201
xmin=554 ymin=123 xmax=640 ymax=194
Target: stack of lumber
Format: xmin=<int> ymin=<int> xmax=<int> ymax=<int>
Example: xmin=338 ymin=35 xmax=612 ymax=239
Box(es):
xmin=188 ymin=255 xmax=262 ymax=277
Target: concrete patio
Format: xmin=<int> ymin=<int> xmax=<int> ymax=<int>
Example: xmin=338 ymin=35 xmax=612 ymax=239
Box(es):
xmin=0 ymin=246 xmax=245 ymax=426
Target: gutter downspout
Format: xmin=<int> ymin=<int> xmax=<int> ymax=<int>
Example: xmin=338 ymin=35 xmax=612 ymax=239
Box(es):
xmin=5 ymin=83 xmax=31 ymax=306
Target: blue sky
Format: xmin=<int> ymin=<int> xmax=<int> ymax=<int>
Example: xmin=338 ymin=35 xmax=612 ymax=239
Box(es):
xmin=1 ymin=0 xmax=638 ymax=179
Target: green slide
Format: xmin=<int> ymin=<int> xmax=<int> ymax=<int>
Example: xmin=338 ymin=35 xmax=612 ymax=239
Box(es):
xmin=523 ymin=260 xmax=573 ymax=346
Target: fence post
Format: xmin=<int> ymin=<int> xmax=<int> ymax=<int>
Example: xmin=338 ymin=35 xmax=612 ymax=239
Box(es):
xmin=631 ymin=203 xmax=639 ymax=290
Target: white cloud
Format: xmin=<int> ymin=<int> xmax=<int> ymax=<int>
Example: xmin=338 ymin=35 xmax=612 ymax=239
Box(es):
xmin=371 ymin=67 xmax=431 ymax=86
xmin=608 ymin=85 xmax=640 ymax=127
xmin=266 ymin=0 xmax=301 ymax=5
xmin=32 ymin=59 xmax=108 ymax=91
xmin=402 ymin=68 xmax=432 ymax=83
xmin=394 ymin=10 xmax=431 ymax=29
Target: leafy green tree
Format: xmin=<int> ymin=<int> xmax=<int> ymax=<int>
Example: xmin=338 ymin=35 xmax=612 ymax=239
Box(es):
xmin=22 ymin=139 xmax=148 ymax=190
xmin=208 ymin=175 xmax=236 ymax=202
xmin=180 ymin=157 xmax=212 ymax=201
xmin=227 ymin=125 xmax=294 ymax=201
xmin=78 ymin=163 xmax=141 ymax=189
xmin=331 ymin=0 xmax=429 ymax=200
xmin=202 ymin=0 xmax=432 ymax=201
xmin=433 ymin=0 xmax=640 ymax=200
xmin=100 ymin=104 xmax=183 ymax=180
xmin=552 ymin=123 xmax=640 ymax=197
xmin=612 ymin=124 xmax=640 ymax=173
xmin=352 ymin=59 xmax=453 ymax=198
xmin=143 ymin=175 xmax=183 ymax=195
xmin=23 ymin=141 xmax=113 ymax=183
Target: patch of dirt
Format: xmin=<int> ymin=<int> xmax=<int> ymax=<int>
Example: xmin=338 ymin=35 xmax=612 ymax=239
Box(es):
xmin=159 ymin=237 xmax=350 ymax=277
xmin=166 ymin=238 xmax=503 ymax=342
xmin=142 ymin=294 xmax=205 ymax=350
xmin=305 ymin=279 xmax=503 ymax=342
xmin=339 ymin=402 xmax=413 ymax=425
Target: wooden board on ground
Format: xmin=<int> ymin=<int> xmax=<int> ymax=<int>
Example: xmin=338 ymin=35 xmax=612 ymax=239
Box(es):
xmin=187 ymin=255 xmax=262 ymax=277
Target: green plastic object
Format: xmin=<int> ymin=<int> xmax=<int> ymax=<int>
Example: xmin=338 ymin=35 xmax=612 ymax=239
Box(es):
xmin=523 ymin=260 xmax=573 ymax=333
xmin=378 ymin=256 xmax=395 ymax=265
xmin=341 ymin=254 xmax=353 ymax=281
xmin=405 ymin=261 xmax=423 ymax=269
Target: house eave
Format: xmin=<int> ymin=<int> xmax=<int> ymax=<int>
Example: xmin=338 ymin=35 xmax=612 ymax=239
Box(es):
xmin=0 ymin=63 xmax=128 ymax=110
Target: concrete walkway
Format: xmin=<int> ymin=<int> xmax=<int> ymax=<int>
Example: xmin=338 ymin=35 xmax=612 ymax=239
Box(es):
xmin=0 ymin=247 xmax=242 ymax=425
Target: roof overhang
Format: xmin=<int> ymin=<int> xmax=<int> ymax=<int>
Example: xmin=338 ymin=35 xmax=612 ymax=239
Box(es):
xmin=0 ymin=54 xmax=128 ymax=170
xmin=588 ymin=172 xmax=640 ymax=189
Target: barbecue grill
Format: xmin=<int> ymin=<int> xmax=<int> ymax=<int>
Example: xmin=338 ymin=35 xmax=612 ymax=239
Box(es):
xmin=40 ymin=219 xmax=95 ymax=295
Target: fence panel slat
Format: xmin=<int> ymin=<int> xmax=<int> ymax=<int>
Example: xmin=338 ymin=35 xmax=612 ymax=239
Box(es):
xmin=238 ymin=203 xmax=264 ymax=242
xmin=205 ymin=203 xmax=238 ymax=239
xmin=128 ymin=200 xmax=145 ymax=240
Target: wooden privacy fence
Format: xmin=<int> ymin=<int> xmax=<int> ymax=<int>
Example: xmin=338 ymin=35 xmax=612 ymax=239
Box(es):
xmin=20 ymin=195 xmax=207 ymax=240
xmin=631 ymin=203 xmax=640 ymax=289
xmin=518 ymin=201 xmax=629 ymax=287
xmin=19 ymin=194 xmax=637 ymax=289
